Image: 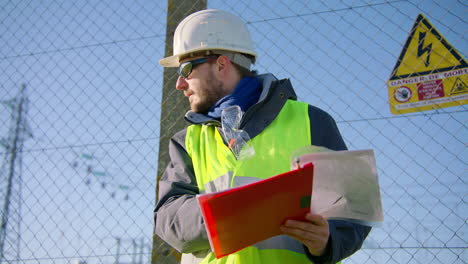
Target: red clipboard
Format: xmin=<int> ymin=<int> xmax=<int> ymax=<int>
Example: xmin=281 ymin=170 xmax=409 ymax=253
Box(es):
xmin=196 ymin=163 xmax=314 ymax=258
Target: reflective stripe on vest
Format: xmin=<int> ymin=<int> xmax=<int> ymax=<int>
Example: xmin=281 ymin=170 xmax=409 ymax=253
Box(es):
xmin=184 ymin=100 xmax=314 ymax=264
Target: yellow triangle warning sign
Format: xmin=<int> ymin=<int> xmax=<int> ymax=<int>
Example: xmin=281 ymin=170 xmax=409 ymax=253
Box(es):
xmin=450 ymin=77 xmax=468 ymax=95
xmin=389 ymin=14 xmax=468 ymax=80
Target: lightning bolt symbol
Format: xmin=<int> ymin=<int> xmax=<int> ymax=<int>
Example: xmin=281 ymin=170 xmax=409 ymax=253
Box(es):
xmin=417 ymin=31 xmax=432 ymax=67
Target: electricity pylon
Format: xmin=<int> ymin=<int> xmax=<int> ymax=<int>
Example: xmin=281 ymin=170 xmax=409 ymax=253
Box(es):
xmin=0 ymin=84 xmax=31 ymax=264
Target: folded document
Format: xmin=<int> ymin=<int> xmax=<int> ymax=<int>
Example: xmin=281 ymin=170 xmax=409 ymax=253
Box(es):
xmin=292 ymin=147 xmax=384 ymax=226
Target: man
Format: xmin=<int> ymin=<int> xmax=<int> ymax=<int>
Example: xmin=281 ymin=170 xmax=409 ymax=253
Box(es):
xmin=154 ymin=9 xmax=370 ymax=264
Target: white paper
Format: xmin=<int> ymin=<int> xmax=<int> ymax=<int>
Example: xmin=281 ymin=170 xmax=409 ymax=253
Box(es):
xmin=291 ymin=146 xmax=384 ymax=226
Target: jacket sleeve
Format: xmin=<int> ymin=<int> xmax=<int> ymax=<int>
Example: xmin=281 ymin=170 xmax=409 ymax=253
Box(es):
xmin=153 ymin=129 xmax=211 ymax=253
xmin=307 ymin=105 xmax=372 ymax=263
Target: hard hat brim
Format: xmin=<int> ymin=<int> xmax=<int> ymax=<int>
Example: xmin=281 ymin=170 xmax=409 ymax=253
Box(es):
xmin=159 ymin=55 xmax=179 ymax=68
xmin=159 ymin=47 xmax=257 ymax=68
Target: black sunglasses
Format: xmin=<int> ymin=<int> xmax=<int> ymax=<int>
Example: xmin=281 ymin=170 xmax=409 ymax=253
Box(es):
xmin=178 ymin=56 xmax=218 ymax=79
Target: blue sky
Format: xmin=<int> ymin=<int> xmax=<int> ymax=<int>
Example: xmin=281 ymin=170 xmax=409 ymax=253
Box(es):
xmin=0 ymin=0 xmax=466 ymax=263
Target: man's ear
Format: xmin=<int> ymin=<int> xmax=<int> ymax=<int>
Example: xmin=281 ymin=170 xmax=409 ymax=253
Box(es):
xmin=215 ymin=55 xmax=231 ymax=74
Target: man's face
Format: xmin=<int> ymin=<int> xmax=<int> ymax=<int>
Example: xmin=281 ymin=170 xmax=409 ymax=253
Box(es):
xmin=176 ymin=57 xmax=227 ymax=113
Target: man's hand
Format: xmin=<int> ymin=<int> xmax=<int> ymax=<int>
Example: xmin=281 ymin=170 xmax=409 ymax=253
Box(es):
xmin=280 ymin=213 xmax=330 ymax=256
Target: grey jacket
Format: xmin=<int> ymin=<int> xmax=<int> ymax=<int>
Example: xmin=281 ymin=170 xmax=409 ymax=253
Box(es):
xmin=154 ymin=74 xmax=371 ymax=263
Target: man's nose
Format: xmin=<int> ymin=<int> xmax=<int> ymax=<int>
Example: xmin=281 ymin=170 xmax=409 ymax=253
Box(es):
xmin=176 ymin=76 xmax=188 ymax=90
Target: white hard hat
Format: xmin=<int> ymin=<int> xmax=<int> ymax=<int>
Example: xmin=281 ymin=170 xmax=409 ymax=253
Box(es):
xmin=159 ymin=9 xmax=257 ymax=68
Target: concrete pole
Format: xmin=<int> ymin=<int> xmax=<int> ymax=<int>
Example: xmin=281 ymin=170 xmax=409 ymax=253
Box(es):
xmin=152 ymin=1 xmax=206 ymax=264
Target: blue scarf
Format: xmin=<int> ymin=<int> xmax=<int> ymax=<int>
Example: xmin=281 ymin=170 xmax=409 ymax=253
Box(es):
xmin=207 ymin=77 xmax=262 ymax=119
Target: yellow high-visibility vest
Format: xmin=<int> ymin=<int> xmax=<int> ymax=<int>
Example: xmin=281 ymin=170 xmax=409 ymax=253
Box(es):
xmin=185 ymin=100 xmax=314 ymax=264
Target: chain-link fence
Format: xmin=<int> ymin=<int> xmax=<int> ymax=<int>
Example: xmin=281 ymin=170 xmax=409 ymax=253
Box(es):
xmin=0 ymin=0 xmax=466 ymax=263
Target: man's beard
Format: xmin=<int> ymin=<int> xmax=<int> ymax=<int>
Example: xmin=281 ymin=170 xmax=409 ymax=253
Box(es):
xmin=191 ymin=71 xmax=224 ymax=114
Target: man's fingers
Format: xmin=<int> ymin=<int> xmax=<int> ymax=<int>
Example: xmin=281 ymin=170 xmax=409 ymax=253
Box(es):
xmin=283 ymin=214 xmax=328 ymax=231
xmin=280 ymin=225 xmax=326 ymax=241
xmin=281 ymin=231 xmax=320 ymax=247
xmin=280 ymin=225 xmax=329 ymax=256
xmin=283 ymin=219 xmax=315 ymax=232
xmin=305 ymin=213 xmax=328 ymax=226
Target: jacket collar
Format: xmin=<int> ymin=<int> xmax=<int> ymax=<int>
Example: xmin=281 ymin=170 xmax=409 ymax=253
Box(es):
xmin=184 ymin=73 xmax=297 ymax=125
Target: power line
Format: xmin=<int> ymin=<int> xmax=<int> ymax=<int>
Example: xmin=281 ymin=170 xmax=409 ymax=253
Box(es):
xmin=246 ymin=0 xmax=409 ymax=24
xmin=336 ymin=109 xmax=468 ymax=123
xmin=0 ymin=136 xmax=160 ymax=155
xmin=0 ymin=1 xmax=409 ymax=61
xmin=362 ymin=246 xmax=468 ymax=250
xmin=8 ymin=252 xmax=152 ymax=263
xmin=0 ymin=34 xmax=164 ymax=61
xmin=0 ymin=109 xmax=465 ymax=155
